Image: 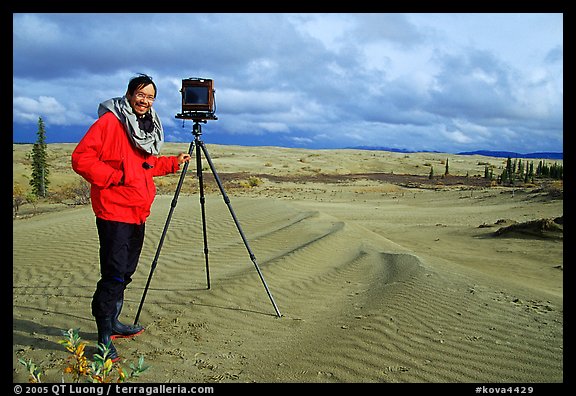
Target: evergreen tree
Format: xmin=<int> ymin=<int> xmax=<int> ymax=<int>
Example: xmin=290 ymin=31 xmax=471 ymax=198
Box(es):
xmin=429 ymin=165 xmax=434 ymax=179
xmin=505 ymin=157 xmax=513 ymax=185
xmin=500 ymin=168 xmax=508 ymax=185
xmin=536 ymin=160 xmax=543 ymax=177
xmin=30 ymin=117 xmax=50 ymax=198
xmin=550 ymin=162 xmax=563 ymax=179
xmin=444 ymin=158 xmax=449 ymax=175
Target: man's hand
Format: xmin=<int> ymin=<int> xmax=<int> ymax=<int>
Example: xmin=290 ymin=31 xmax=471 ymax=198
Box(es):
xmin=177 ymin=153 xmax=191 ymax=164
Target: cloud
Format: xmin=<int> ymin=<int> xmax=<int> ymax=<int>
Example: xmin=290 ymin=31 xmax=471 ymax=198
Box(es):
xmin=12 ymin=95 xmax=91 ymax=126
xmin=12 ymin=13 xmax=563 ymax=153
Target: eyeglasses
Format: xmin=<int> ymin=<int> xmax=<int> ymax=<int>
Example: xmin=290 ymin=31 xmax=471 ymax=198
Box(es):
xmin=135 ymin=92 xmax=156 ymax=102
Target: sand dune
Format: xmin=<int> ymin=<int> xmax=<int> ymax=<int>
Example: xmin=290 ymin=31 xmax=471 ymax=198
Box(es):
xmin=13 ymin=144 xmax=563 ymax=383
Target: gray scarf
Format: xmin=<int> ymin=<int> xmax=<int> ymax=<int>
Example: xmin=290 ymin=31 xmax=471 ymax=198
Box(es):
xmin=98 ymin=96 xmax=164 ymax=155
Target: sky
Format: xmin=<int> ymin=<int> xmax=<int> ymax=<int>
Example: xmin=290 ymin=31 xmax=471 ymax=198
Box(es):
xmin=12 ymin=13 xmax=563 ymax=153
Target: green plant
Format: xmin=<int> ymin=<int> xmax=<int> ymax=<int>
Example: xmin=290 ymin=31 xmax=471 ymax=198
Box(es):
xmin=19 ymin=328 xmax=149 ymax=383
xmin=18 ymin=358 xmax=43 ymax=383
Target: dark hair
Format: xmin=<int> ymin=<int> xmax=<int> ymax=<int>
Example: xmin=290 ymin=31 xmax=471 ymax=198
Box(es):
xmin=127 ymin=73 xmax=157 ymax=97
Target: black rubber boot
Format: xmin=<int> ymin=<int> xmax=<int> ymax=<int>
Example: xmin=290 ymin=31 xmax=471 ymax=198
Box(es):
xmin=111 ymin=297 xmax=145 ymax=339
xmin=95 ymin=316 xmax=120 ymax=362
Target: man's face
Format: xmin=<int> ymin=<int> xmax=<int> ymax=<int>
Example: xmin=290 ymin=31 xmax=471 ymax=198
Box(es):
xmin=127 ymin=84 xmax=156 ymax=116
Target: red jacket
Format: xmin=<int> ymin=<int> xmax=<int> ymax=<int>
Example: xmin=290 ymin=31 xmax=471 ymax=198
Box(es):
xmin=72 ymin=112 xmax=180 ymax=224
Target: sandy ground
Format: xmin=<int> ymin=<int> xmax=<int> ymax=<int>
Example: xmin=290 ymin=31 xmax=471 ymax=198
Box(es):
xmin=12 ymin=143 xmax=563 ymax=383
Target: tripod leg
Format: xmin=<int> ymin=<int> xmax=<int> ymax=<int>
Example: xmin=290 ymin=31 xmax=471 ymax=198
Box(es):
xmin=195 ymin=136 xmax=211 ymax=290
xmin=134 ymin=140 xmax=196 ymax=325
xmin=197 ymin=140 xmax=282 ymax=317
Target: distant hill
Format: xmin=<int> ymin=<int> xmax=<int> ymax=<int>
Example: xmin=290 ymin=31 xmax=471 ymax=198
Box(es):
xmin=349 ymin=146 xmax=441 ymax=154
xmin=457 ymin=150 xmax=563 ymax=160
xmin=349 ymin=146 xmax=562 ymax=160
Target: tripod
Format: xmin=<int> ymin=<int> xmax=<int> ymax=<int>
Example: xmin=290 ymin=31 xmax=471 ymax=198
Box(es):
xmin=134 ymin=120 xmax=282 ymax=324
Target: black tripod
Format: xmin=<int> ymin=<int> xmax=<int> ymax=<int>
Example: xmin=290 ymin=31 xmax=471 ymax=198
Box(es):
xmin=134 ymin=120 xmax=282 ymax=324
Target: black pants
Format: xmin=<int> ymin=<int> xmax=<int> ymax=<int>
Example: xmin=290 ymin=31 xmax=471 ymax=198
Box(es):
xmin=92 ymin=218 xmax=145 ymax=318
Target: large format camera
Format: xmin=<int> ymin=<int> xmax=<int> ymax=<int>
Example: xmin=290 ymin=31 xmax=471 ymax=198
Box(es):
xmin=175 ymin=78 xmax=218 ymax=121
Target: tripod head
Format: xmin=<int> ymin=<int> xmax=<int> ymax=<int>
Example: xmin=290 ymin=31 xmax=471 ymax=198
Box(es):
xmin=192 ymin=120 xmax=204 ymax=137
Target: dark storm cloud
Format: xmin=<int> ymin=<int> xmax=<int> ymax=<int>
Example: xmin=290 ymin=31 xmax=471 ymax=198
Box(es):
xmin=13 ymin=13 xmax=563 ymax=153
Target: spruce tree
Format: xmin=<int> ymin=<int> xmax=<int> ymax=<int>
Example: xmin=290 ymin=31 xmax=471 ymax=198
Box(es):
xmin=30 ymin=117 xmax=50 ymax=198
xmin=505 ymin=157 xmax=513 ymax=185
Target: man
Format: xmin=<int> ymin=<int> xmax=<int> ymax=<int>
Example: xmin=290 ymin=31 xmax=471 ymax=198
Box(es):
xmin=72 ymin=74 xmax=190 ymax=361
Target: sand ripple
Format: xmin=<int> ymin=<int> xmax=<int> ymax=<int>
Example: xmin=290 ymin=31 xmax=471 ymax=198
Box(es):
xmin=13 ymin=195 xmax=562 ymax=383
